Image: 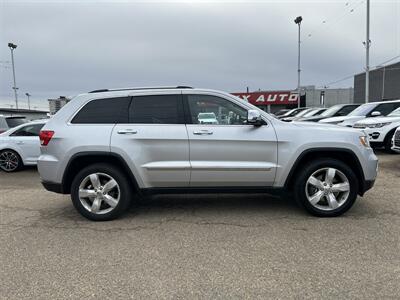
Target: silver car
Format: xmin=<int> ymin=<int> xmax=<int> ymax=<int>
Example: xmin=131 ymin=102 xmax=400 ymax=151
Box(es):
xmin=38 ymin=87 xmax=378 ymax=221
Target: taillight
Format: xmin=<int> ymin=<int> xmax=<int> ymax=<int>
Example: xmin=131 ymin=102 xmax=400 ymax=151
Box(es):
xmin=39 ymin=130 xmax=54 ymax=146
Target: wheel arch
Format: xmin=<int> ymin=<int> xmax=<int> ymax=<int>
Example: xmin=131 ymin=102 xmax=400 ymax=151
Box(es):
xmin=284 ymin=148 xmax=366 ymax=196
xmin=61 ymin=151 xmax=140 ymax=194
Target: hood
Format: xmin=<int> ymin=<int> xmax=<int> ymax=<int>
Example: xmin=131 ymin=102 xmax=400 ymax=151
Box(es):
xmin=319 ymin=116 xmax=362 ymax=123
xmin=291 ymin=121 xmax=359 ymax=133
xmin=356 ymin=116 xmax=400 ymax=125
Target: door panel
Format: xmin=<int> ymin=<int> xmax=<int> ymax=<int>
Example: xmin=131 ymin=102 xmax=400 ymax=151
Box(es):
xmin=187 ymin=124 xmax=277 ymax=186
xmin=111 ymin=125 xmax=189 ymax=187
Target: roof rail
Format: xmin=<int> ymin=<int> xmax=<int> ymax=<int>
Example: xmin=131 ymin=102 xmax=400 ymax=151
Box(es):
xmin=88 ymin=86 xmax=193 ymax=93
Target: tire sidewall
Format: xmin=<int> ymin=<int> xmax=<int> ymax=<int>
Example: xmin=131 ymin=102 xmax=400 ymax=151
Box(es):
xmin=294 ymin=159 xmax=359 ymax=217
xmin=71 ymin=163 xmax=132 ymax=221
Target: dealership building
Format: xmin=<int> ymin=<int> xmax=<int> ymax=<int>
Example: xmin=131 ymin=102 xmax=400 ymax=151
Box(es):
xmin=354 ymin=61 xmax=400 ymax=103
xmin=233 ymin=86 xmax=354 ymax=113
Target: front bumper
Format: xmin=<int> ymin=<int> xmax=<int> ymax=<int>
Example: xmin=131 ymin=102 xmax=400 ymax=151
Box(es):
xmin=41 ymin=181 xmax=64 ymax=194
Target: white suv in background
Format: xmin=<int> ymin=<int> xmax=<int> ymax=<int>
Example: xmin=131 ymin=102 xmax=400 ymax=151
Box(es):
xmin=353 ymin=107 xmax=400 ymax=152
xmin=320 ymin=99 xmax=400 ymax=127
xmin=38 ymin=87 xmax=378 ymax=221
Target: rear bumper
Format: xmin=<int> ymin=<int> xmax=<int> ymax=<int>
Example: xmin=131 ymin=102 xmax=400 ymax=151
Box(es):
xmin=41 ymin=181 xmax=64 ymax=194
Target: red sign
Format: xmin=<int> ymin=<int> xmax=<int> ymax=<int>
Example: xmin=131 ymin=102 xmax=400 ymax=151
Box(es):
xmin=232 ymin=91 xmax=299 ymax=105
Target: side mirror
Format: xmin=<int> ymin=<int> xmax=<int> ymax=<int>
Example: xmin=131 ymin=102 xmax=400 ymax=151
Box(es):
xmin=247 ymin=110 xmax=263 ymax=126
xmin=371 ymin=111 xmax=381 ymax=117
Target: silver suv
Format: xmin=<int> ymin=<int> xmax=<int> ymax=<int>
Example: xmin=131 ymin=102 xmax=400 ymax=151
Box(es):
xmin=38 ymin=87 xmax=378 ymax=221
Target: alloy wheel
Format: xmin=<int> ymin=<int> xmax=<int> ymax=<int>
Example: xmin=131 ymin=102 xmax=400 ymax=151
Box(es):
xmin=305 ymin=167 xmax=350 ymax=211
xmin=78 ymin=172 xmax=120 ymax=215
xmin=0 ymin=151 xmax=19 ymax=172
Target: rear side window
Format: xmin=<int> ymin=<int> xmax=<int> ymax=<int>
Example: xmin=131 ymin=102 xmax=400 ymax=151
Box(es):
xmin=129 ymin=95 xmax=184 ymax=124
xmin=11 ymin=124 xmax=45 ymax=137
xmin=71 ymin=97 xmax=131 ymax=124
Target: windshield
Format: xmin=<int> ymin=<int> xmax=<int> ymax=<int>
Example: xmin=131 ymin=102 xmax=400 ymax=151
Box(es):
xmin=295 ymin=109 xmax=313 ymax=118
xmin=6 ymin=118 xmax=27 ymax=128
xmin=303 ymin=109 xmax=324 ymax=117
xmin=320 ymin=105 xmax=341 ymax=117
xmin=348 ymin=103 xmax=375 ymax=116
xmin=388 ymin=107 xmax=400 ymax=117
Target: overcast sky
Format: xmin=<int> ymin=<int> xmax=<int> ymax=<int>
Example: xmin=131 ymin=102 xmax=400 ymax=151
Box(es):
xmin=0 ymin=0 xmax=399 ymax=110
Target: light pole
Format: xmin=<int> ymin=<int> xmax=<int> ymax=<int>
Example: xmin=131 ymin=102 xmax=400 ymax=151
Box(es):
xmin=8 ymin=42 xmax=18 ymax=109
xmin=364 ymin=0 xmax=370 ymax=103
xmin=294 ymin=16 xmax=302 ymax=108
xmin=25 ymin=93 xmax=31 ymax=110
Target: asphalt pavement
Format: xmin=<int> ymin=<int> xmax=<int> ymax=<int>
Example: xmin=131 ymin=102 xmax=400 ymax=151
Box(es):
xmin=1 ymin=152 xmax=399 ymax=299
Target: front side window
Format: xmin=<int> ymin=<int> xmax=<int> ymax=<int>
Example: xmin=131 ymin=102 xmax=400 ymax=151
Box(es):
xmin=129 ymin=95 xmax=184 ymax=124
xmin=71 ymin=97 xmax=131 ymax=124
xmin=11 ymin=124 xmax=44 ymax=137
xmin=187 ymin=95 xmax=248 ymax=125
xmin=372 ymin=103 xmax=400 ymax=116
xmin=336 ymin=105 xmax=358 ymax=116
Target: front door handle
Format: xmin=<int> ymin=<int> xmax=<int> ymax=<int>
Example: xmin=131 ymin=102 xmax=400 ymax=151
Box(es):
xmin=117 ymin=129 xmax=137 ymax=135
xmin=193 ymin=130 xmax=213 ymax=135
xmin=16 ymin=141 xmax=24 ymax=145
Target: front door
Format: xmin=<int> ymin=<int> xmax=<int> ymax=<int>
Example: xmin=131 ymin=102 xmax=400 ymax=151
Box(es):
xmin=184 ymin=93 xmax=278 ymax=187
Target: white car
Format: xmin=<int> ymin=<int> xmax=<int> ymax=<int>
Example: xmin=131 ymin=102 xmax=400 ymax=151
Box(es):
xmin=353 ymin=107 xmax=400 ymax=152
xmin=197 ymin=112 xmax=219 ymax=124
xmin=392 ymin=126 xmax=400 ymax=153
xmin=0 ymin=120 xmax=47 ymax=172
xmin=319 ymin=99 xmax=400 ymax=127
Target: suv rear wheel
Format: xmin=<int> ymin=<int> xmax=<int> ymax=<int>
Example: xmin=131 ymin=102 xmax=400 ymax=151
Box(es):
xmin=71 ymin=163 xmax=132 ymax=221
xmin=0 ymin=149 xmax=22 ymax=172
xmin=294 ymin=159 xmax=359 ymax=217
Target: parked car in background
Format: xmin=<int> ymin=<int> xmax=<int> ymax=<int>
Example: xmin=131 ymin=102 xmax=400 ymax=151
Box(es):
xmin=38 ymin=87 xmax=377 ymax=221
xmin=320 ymin=100 xmax=400 ymax=126
xmin=0 ymin=120 xmax=47 ymax=172
xmin=272 ymin=109 xmax=290 ymax=117
xmin=197 ymin=112 xmax=218 ymax=124
xmin=297 ymin=104 xmax=359 ymax=122
xmin=282 ymin=107 xmax=327 ymax=122
xmin=275 ymin=107 xmax=309 ymax=119
xmin=353 ymin=107 xmax=400 ymax=152
xmin=0 ymin=115 xmax=27 ymax=133
xmin=392 ymin=126 xmax=400 ymax=153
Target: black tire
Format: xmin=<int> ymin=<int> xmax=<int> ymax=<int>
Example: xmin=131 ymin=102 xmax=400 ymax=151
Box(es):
xmin=0 ymin=149 xmax=23 ymax=172
xmin=70 ymin=163 xmax=133 ymax=221
xmin=384 ymin=130 xmax=395 ymax=153
xmin=293 ymin=158 xmax=359 ymax=217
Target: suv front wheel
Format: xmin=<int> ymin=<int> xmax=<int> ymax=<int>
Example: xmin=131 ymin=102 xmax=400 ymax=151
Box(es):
xmin=71 ymin=163 xmax=132 ymax=221
xmin=294 ymin=159 xmax=359 ymax=217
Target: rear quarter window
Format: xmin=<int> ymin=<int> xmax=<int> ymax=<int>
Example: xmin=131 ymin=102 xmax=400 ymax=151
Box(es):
xmin=71 ymin=97 xmax=131 ymax=124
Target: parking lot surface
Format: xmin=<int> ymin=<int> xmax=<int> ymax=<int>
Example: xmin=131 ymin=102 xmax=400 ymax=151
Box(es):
xmin=1 ymin=152 xmax=399 ymax=299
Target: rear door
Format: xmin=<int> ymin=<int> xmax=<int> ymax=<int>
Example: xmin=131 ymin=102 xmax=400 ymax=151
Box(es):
xmin=111 ymin=92 xmax=190 ymax=188
xmin=184 ymin=92 xmax=278 ymax=187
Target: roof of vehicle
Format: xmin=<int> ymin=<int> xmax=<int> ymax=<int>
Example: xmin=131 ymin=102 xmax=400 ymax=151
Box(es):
xmin=88 ymin=86 xmax=193 ymax=93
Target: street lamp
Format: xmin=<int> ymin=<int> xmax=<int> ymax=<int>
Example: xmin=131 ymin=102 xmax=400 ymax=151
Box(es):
xmin=8 ymin=42 xmax=19 ymax=109
xmin=25 ymin=93 xmax=31 ymax=110
xmin=294 ymin=16 xmax=302 ymax=108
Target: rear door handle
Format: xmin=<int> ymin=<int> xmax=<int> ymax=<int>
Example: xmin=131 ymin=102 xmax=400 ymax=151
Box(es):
xmin=193 ymin=130 xmax=213 ymax=135
xmin=117 ymin=129 xmax=137 ymax=135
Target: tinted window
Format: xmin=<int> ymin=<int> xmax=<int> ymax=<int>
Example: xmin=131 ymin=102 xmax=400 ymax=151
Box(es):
xmin=187 ymin=95 xmax=248 ymax=125
xmin=72 ymin=97 xmax=131 ymax=124
xmin=336 ymin=105 xmax=358 ymax=116
xmin=371 ymin=103 xmax=400 ymax=116
xmin=6 ymin=118 xmax=27 ymax=128
xmin=129 ymin=95 xmax=184 ymax=124
xmin=11 ymin=124 xmax=44 ymax=137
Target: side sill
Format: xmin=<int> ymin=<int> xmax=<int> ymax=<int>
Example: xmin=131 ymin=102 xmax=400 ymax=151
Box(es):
xmin=140 ymin=186 xmax=286 ymax=196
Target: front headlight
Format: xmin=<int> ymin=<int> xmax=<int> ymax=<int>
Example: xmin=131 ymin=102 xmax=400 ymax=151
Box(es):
xmin=359 ymin=135 xmax=370 ymax=148
xmin=367 ymin=122 xmax=391 ymax=128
